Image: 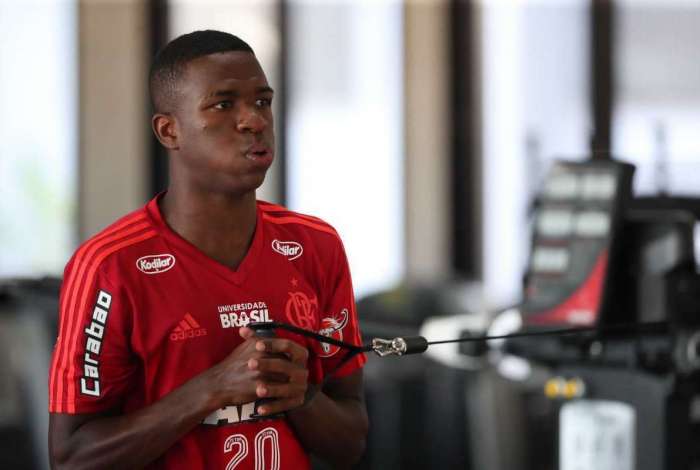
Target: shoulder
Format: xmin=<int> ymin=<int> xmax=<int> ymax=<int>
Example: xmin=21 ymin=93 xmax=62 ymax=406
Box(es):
xmin=257 ymin=201 xmax=348 ymax=272
xmin=65 ymin=206 xmax=159 ymax=281
xmin=257 ymin=200 xmax=342 ymax=244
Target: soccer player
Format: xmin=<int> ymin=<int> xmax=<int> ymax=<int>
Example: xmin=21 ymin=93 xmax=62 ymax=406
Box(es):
xmin=48 ymin=30 xmax=368 ymax=469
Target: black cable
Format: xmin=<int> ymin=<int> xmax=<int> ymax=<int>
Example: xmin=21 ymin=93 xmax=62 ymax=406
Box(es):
xmin=248 ymin=319 xmax=672 ymax=421
xmin=426 ymin=320 xmax=670 ymax=347
xmin=251 ymin=320 xmax=671 ymax=358
xmin=248 ymin=318 xmax=672 ymax=419
xmin=250 ymin=321 xmax=370 ymax=353
xmin=249 ymin=321 xmax=371 ymax=381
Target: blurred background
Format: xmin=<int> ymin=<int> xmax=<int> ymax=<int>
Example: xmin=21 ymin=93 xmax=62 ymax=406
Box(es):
xmin=1 ymin=0 xmax=700 ymax=469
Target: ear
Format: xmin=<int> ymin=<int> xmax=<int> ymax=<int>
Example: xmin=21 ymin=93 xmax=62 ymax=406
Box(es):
xmin=152 ymin=113 xmax=179 ymax=150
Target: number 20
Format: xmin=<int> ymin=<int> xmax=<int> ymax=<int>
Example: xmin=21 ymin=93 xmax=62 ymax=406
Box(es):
xmin=224 ymin=427 xmax=280 ymax=470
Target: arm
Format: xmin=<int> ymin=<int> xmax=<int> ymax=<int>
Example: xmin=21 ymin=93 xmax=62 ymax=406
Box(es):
xmin=278 ymin=232 xmax=368 ymax=467
xmin=50 ymin=370 xmax=221 ymax=470
xmin=286 ymin=370 xmax=368 ymax=469
xmin=49 ymin=330 xmax=308 ymax=470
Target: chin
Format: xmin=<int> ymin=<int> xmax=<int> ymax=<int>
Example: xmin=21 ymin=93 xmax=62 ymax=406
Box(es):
xmin=218 ymin=174 xmax=267 ymax=196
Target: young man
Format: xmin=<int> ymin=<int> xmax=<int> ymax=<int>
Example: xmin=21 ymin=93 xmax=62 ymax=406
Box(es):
xmin=48 ymin=30 xmax=368 ymax=469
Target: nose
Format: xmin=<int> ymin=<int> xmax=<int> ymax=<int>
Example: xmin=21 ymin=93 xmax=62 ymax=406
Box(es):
xmin=236 ymin=106 xmax=268 ymax=134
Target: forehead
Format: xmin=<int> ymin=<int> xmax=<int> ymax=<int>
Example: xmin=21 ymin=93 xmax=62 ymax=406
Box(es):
xmin=180 ymin=51 xmax=269 ymax=95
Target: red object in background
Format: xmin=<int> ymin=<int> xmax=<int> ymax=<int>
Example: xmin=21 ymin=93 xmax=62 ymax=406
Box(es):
xmin=526 ymin=251 xmax=609 ymax=327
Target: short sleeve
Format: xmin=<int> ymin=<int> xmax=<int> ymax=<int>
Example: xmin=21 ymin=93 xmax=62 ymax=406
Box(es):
xmin=312 ymin=239 xmax=366 ymax=380
xmin=48 ymin=257 xmax=137 ymax=414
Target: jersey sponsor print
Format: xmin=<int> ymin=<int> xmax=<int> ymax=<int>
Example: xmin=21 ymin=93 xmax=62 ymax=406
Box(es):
xmin=136 ymin=253 xmax=176 ymax=274
xmin=271 ymin=239 xmax=303 ymax=261
xmin=80 ymin=290 xmax=113 ymax=396
xmin=218 ymin=301 xmax=272 ymax=329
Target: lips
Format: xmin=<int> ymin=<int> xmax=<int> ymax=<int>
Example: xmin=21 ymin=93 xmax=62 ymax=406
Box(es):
xmin=245 ymin=143 xmax=272 ymax=160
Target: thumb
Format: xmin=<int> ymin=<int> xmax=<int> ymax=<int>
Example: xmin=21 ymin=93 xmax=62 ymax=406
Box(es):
xmin=239 ymin=326 xmax=255 ymax=340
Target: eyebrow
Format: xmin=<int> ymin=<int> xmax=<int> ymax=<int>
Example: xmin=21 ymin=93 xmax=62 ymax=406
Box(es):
xmin=204 ymin=86 xmax=274 ymax=100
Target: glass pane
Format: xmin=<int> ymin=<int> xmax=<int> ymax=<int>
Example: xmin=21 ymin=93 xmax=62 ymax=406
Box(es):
xmin=480 ymin=0 xmax=590 ymax=306
xmin=286 ymin=1 xmax=404 ymax=298
xmin=613 ymin=1 xmax=700 ymax=195
xmin=0 ymin=1 xmax=78 ymax=276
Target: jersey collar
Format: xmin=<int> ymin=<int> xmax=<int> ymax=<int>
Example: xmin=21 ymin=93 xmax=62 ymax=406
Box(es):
xmin=145 ymin=192 xmax=265 ymax=286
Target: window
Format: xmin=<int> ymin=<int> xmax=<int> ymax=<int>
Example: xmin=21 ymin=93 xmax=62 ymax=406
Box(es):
xmin=612 ymin=0 xmax=700 ymax=196
xmin=0 ymin=1 xmax=78 ymax=276
xmin=286 ymin=2 xmax=404 ymax=298
xmin=480 ymin=1 xmax=590 ymax=306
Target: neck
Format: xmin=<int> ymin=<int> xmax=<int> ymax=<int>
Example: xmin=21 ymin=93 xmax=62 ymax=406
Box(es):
xmin=160 ymin=185 xmax=258 ymax=270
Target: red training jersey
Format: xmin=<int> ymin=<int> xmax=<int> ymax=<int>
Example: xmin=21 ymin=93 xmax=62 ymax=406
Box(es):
xmin=48 ymin=194 xmax=366 ymax=469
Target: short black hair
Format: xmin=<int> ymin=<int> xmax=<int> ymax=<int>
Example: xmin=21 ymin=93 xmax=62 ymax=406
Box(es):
xmin=149 ymin=30 xmax=254 ymax=113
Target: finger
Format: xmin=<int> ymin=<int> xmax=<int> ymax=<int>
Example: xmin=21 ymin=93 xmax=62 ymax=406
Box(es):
xmin=256 ymin=396 xmax=307 ymax=416
xmin=249 ymin=358 xmax=307 ymax=385
xmin=251 ymin=357 xmax=307 ymax=376
xmin=239 ymin=327 xmax=254 ymax=340
xmin=256 ymin=338 xmax=309 ymax=364
xmin=251 ymin=359 xmax=309 ymax=384
xmin=256 ymin=380 xmax=307 ymax=399
xmin=259 ymin=372 xmax=290 ymax=383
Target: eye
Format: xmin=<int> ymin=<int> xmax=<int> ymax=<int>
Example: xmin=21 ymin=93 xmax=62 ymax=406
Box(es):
xmin=213 ymin=101 xmax=232 ymax=110
xmin=255 ymin=98 xmax=273 ymax=108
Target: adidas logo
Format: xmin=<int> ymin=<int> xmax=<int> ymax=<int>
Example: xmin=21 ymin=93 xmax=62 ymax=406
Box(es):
xmin=170 ymin=313 xmax=208 ymax=341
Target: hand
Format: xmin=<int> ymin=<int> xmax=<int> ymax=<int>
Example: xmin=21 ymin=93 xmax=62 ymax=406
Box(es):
xmin=240 ymin=327 xmax=310 ymax=416
xmin=203 ymin=332 xmax=267 ymax=409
